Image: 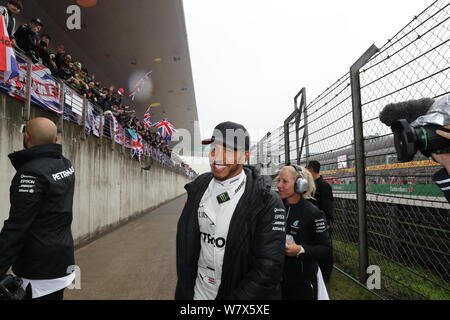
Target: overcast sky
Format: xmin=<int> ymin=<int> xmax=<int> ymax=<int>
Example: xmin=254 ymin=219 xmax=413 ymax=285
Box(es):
xmin=183 ymin=0 xmax=433 ymax=143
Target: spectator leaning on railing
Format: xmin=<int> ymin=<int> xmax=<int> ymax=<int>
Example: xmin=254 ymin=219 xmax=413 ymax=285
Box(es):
xmin=54 ymin=44 xmax=66 ymax=70
xmin=0 ymin=0 xmax=22 ymax=42
xmin=36 ymin=34 xmax=57 ymax=74
xmin=14 ymin=17 xmax=43 ymax=63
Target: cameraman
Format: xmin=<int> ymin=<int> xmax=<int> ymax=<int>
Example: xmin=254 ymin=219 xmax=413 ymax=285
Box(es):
xmin=433 ymin=125 xmax=450 ymax=203
xmin=0 ymin=118 xmax=76 ymax=300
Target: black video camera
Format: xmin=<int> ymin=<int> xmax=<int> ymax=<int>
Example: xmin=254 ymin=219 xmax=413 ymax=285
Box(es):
xmin=0 ymin=275 xmax=26 ymax=300
xmin=380 ymin=97 xmax=450 ymax=162
xmin=391 ymin=120 xmax=450 ymax=162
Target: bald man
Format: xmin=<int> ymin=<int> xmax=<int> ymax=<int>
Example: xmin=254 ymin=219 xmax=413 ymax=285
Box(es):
xmin=0 ymin=117 xmax=76 ymax=300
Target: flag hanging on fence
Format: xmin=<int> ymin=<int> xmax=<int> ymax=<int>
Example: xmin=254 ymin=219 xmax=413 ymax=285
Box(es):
xmin=129 ymin=71 xmax=152 ymax=101
xmin=142 ymin=107 xmax=152 ymax=129
xmin=126 ymin=128 xmax=143 ymax=159
xmin=0 ymin=15 xmax=19 ymax=81
xmin=111 ymin=115 xmax=124 ymax=145
xmin=154 ymin=119 xmax=176 ymax=140
xmin=0 ymin=54 xmax=61 ymax=114
xmin=86 ymin=103 xmax=102 ymax=137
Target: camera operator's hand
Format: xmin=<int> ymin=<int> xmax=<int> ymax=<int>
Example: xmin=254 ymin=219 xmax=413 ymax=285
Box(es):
xmin=433 ymin=124 xmax=450 ymax=174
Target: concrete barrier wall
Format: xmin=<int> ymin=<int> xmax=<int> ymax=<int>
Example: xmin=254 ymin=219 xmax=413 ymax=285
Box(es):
xmin=0 ymin=94 xmax=189 ymax=245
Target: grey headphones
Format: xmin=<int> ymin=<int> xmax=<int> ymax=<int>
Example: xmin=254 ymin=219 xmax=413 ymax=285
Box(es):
xmin=291 ymin=164 xmax=308 ymax=194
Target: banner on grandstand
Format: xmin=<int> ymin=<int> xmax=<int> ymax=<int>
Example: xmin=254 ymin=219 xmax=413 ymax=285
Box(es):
xmin=0 ymin=54 xmax=62 ymax=114
xmin=63 ymin=84 xmax=83 ymax=124
xmin=86 ymin=102 xmax=102 ymax=137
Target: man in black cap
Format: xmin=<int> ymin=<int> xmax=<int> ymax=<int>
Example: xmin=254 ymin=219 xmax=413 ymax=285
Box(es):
xmin=14 ymin=17 xmax=43 ymax=63
xmin=176 ymin=121 xmax=286 ymax=300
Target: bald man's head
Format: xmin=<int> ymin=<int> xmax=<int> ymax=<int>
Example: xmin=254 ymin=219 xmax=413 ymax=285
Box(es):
xmin=23 ymin=117 xmax=58 ymax=149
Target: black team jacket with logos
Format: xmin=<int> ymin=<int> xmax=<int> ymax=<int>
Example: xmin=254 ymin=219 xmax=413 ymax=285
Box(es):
xmin=433 ymin=168 xmax=450 ymax=203
xmin=282 ymin=199 xmax=332 ymax=297
xmin=175 ymin=166 xmax=286 ymax=300
xmin=309 ymin=176 xmax=334 ymax=225
xmin=0 ymin=144 xmax=75 ymax=279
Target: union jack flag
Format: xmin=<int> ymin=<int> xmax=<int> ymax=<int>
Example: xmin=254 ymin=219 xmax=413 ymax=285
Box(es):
xmin=154 ymin=120 xmax=176 ymax=140
xmin=142 ymin=107 xmax=152 ymax=129
xmin=0 ymin=15 xmax=19 ymax=81
xmin=129 ymin=71 xmax=152 ymax=101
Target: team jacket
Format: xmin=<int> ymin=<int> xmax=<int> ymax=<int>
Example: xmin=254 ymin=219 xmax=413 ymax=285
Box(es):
xmin=283 ymin=199 xmax=332 ymax=284
xmin=176 ymin=166 xmax=286 ymax=300
xmin=433 ymin=168 xmax=450 ymax=203
xmin=309 ymin=176 xmax=334 ymax=224
xmin=0 ymin=144 xmax=75 ymax=279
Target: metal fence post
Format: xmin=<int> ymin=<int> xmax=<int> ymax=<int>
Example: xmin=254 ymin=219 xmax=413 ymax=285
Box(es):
xmin=23 ymin=56 xmax=33 ymax=123
xmin=284 ymin=106 xmax=301 ymax=165
xmin=293 ymin=88 xmax=307 ymax=165
xmin=284 ymin=118 xmax=291 ymax=165
xmin=349 ymin=44 xmax=379 ymax=284
xmin=58 ymin=82 xmax=65 ymax=141
xmin=303 ymin=94 xmax=310 ymax=162
xmin=81 ymin=97 xmax=88 ymax=140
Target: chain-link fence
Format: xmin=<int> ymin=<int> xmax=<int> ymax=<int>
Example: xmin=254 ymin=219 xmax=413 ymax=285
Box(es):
xmin=253 ymin=0 xmax=450 ymax=299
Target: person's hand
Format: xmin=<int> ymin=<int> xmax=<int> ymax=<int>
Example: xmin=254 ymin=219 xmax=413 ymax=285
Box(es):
xmin=433 ymin=124 xmax=450 ymax=174
xmin=285 ymin=242 xmax=303 ymax=257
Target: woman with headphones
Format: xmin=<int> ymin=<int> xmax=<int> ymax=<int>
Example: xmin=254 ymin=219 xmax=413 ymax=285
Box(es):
xmin=276 ymin=165 xmax=332 ymax=300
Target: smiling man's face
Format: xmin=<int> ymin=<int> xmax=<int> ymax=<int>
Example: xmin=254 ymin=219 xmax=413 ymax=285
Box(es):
xmin=209 ymin=144 xmax=248 ymax=181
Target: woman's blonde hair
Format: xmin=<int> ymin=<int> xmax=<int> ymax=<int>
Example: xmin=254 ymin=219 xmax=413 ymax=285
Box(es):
xmin=278 ymin=165 xmax=316 ymax=199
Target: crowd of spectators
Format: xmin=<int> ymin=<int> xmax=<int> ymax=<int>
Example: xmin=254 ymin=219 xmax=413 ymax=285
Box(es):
xmin=0 ymin=0 xmax=196 ymax=176
xmin=110 ymin=105 xmax=172 ymax=158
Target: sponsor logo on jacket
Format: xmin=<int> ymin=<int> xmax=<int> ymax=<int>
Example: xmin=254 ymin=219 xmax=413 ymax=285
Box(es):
xmin=200 ymin=232 xmax=226 ymax=248
xmin=52 ymin=167 xmax=75 ymax=181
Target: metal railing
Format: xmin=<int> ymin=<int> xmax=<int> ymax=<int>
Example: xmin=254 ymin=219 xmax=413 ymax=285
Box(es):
xmin=254 ymin=0 xmax=450 ymax=300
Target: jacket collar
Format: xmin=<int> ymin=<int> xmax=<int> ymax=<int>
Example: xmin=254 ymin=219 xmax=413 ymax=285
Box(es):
xmin=9 ymin=144 xmax=63 ymax=171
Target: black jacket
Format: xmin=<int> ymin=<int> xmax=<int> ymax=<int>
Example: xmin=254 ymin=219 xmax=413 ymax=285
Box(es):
xmin=309 ymin=176 xmax=334 ymax=224
xmin=175 ymin=166 xmax=286 ymax=300
xmin=283 ymin=199 xmax=332 ymax=284
xmin=13 ymin=24 xmax=39 ymax=60
xmin=433 ymin=168 xmax=450 ymax=203
xmin=0 ymin=144 xmax=75 ymax=279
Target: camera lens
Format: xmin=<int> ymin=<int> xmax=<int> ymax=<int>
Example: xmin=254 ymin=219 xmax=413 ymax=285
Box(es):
xmin=391 ymin=119 xmax=418 ymax=162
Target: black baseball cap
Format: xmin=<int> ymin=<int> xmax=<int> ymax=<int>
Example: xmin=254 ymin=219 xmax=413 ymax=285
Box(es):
xmin=31 ymin=18 xmax=44 ymax=27
xmin=202 ymin=121 xmax=250 ymax=151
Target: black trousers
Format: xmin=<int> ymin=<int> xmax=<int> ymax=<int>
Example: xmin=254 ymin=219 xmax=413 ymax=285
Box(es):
xmin=281 ymin=277 xmax=318 ymax=300
xmin=318 ymin=227 xmax=334 ymax=283
xmin=25 ymin=284 xmax=65 ymax=300
xmin=318 ymin=248 xmax=334 ymax=283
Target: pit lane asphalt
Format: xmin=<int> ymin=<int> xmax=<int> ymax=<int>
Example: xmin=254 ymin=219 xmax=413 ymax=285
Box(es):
xmin=65 ymin=195 xmax=187 ymax=300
